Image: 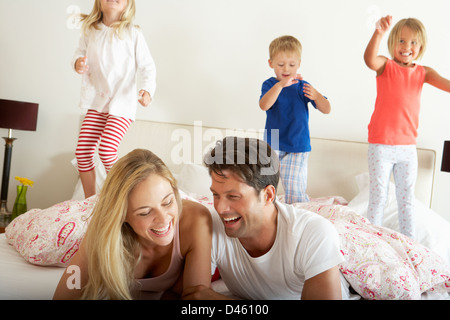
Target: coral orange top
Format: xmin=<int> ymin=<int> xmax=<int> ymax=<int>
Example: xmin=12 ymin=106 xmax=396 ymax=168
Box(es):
xmin=368 ymin=59 xmax=426 ymax=145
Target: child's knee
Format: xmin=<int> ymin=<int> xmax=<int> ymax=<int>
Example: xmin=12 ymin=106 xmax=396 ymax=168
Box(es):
xmin=75 ymin=151 xmax=95 ymax=172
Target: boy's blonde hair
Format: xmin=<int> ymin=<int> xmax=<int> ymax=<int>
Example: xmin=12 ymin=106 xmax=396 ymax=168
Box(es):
xmin=81 ymin=0 xmax=137 ymax=39
xmin=269 ymin=35 xmax=302 ymax=60
xmin=388 ymin=18 xmax=427 ymax=60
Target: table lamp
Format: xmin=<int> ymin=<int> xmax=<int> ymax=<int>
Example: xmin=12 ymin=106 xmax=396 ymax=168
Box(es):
xmin=442 ymin=141 xmax=450 ymax=173
xmin=0 ymin=99 xmax=38 ymax=227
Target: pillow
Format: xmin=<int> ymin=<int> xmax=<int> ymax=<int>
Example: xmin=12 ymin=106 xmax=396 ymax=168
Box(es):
xmin=176 ymin=162 xmax=212 ymax=198
xmin=295 ymin=201 xmax=450 ymax=299
xmin=5 ymin=196 xmax=97 ymax=267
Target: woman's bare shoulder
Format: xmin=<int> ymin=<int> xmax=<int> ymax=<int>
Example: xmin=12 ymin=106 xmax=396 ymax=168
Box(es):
xmin=180 ymin=199 xmax=212 ymax=222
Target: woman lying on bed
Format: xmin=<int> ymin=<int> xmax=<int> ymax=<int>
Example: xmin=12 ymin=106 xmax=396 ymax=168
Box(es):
xmin=53 ymin=149 xmax=212 ymax=300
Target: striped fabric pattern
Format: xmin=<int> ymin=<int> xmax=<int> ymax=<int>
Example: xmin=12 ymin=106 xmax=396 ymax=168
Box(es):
xmin=75 ymin=109 xmax=132 ymax=173
xmin=278 ymin=151 xmax=310 ymax=204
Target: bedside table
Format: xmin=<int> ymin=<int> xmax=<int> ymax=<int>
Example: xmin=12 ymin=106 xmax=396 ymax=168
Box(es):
xmin=0 ymin=227 xmax=5 ymax=234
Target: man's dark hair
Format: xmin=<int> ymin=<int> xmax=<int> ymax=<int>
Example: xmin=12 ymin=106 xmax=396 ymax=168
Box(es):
xmin=203 ymin=136 xmax=280 ymax=195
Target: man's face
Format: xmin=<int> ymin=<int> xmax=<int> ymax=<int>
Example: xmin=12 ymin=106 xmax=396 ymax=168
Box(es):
xmin=210 ymin=170 xmax=267 ymax=240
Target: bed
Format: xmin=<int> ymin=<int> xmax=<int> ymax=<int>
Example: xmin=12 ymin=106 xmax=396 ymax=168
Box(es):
xmin=1 ymin=120 xmax=449 ymax=300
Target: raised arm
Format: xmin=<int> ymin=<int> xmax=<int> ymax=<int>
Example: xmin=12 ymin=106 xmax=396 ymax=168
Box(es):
xmin=364 ymin=15 xmax=392 ymax=75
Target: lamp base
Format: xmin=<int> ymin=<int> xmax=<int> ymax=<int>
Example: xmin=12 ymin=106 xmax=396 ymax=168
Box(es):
xmin=0 ymin=200 xmax=11 ymax=228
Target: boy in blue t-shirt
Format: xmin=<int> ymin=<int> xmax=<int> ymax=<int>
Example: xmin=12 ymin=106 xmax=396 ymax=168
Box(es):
xmin=259 ymin=35 xmax=331 ymax=203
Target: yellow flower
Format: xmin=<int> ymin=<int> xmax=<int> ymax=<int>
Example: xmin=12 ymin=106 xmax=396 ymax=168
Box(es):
xmin=15 ymin=176 xmax=34 ymax=187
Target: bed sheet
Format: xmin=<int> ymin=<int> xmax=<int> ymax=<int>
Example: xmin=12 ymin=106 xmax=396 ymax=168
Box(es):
xmin=0 ymin=234 xmax=64 ymax=299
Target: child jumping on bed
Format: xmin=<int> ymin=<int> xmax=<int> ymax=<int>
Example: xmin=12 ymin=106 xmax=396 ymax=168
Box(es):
xmin=73 ymin=0 xmax=156 ymax=198
xmin=364 ymin=15 xmax=450 ymax=238
xmin=259 ymin=35 xmax=331 ymax=204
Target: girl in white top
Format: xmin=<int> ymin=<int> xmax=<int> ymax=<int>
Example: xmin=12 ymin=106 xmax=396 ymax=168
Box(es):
xmin=73 ymin=0 xmax=156 ymax=198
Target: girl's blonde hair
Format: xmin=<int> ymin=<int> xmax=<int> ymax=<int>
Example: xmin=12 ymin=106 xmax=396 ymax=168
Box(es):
xmin=80 ymin=0 xmax=136 ymax=38
xmin=269 ymin=35 xmax=302 ymax=60
xmin=81 ymin=149 xmax=182 ymax=300
xmin=388 ymin=18 xmax=427 ymax=60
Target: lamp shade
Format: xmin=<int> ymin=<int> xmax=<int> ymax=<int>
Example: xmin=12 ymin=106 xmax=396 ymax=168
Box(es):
xmin=442 ymin=141 xmax=450 ymax=172
xmin=0 ymin=99 xmax=38 ymax=131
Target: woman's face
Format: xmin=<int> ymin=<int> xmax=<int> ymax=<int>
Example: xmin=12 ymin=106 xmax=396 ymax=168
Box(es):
xmin=125 ymin=174 xmax=179 ymax=248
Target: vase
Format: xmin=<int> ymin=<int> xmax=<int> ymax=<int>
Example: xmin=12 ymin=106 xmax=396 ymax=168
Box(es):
xmin=11 ymin=185 xmax=27 ymax=220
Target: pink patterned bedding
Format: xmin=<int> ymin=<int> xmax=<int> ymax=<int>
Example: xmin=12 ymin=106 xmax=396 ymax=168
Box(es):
xmin=5 ymin=196 xmax=96 ymax=267
xmin=5 ymin=194 xmax=450 ymax=299
xmin=293 ymin=197 xmax=450 ymax=299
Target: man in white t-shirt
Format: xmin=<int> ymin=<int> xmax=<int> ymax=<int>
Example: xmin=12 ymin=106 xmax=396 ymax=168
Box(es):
xmin=183 ymin=137 xmax=344 ymax=300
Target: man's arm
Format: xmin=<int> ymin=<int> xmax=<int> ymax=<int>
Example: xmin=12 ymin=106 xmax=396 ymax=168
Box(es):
xmin=182 ymin=284 xmax=235 ymax=300
xmin=301 ymin=266 xmax=342 ymax=300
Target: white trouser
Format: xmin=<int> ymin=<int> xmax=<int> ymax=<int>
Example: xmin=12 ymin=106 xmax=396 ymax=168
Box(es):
xmin=367 ymin=144 xmax=417 ymax=239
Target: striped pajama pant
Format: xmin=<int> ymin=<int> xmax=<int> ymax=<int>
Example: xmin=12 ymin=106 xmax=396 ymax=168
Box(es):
xmin=278 ymin=151 xmax=310 ymax=204
xmin=75 ymin=109 xmax=132 ymax=173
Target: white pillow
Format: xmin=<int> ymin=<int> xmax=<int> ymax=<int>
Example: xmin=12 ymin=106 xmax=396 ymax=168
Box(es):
xmin=176 ymin=163 xmax=212 ymax=198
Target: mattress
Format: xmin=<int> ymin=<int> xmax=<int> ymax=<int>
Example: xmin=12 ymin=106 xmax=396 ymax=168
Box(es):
xmin=0 ymin=233 xmax=65 ymax=300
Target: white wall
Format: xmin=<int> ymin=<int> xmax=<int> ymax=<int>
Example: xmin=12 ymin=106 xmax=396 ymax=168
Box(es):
xmin=0 ymin=0 xmax=449 ymax=221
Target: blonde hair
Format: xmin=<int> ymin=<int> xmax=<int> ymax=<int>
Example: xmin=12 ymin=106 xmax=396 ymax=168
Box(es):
xmin=80 ymin=0 xmax=136 ymax=38
xmin=269 ymin=35 xmax=302 ymax=60
xmin=388 ymin=18 xmax=427 ymax=60
xmin=81 ymin=149 xmax=182 ymax=300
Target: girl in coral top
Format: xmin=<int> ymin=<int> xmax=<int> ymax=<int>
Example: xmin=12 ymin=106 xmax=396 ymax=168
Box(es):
xmin=364 ymin=15 xmax=450 ymax=239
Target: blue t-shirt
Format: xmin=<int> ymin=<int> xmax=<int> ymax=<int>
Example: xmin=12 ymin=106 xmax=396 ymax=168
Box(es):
xmin=260 ymin=77 xmax=318 ymax=153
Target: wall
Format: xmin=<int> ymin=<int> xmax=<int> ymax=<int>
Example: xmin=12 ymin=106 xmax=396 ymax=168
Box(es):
xmin=0 ymin=0 xmax=449 ymax=221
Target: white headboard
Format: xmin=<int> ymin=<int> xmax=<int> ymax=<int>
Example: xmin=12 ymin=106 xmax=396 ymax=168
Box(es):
xmin=118 ymin=120 xmax=436 ymax=207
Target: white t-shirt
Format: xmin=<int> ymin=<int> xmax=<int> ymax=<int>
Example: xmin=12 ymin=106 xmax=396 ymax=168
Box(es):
xmin=73 ymin=23 xmax=156 ymax=120
xmin=211 ymin=200 xmax=344 ymax=300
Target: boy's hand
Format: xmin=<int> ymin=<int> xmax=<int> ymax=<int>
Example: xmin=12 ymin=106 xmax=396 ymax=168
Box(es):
xmin=375 ymin=15 xmax=393 ymax=34
xmin=75 ymin=56 xmax=89 ymax=74
xmin=303 ymin=83 xmax=331 ymax=114
xmin=259 ymin=74 xmax=303 ymax=111
xmin=303 ymin=83 xmax=320 ymax=101
xmin=138 ymin=90 xmax=152 ymax=107
xmin=280 ymin=74 xmax=303 ymax=88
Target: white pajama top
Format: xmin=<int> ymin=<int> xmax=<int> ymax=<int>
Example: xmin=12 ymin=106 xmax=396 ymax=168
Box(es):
xmin=73 ymin=23 xmax=156 ymax=120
